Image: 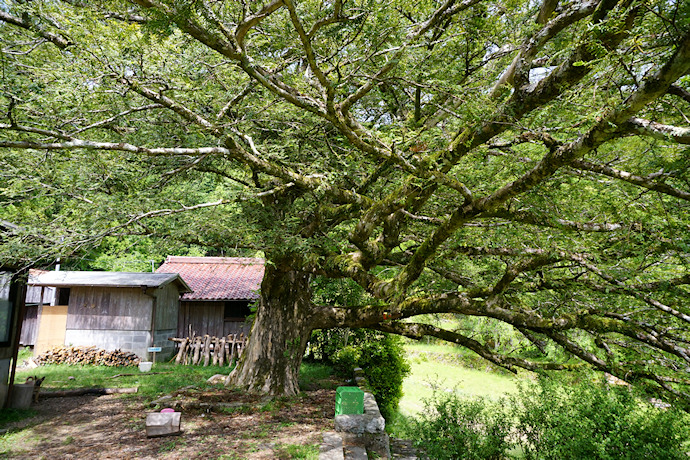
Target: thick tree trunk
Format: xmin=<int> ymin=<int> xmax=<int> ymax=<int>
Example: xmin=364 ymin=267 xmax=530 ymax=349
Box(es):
xmin=226 ymin=262 xmax=315 ymax=396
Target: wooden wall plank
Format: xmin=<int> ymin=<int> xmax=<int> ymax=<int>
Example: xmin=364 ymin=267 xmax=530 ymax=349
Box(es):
xmin=179 ymin=301 xmax=224 ymax=337
xmin=224 ymin=321 xmax=251 ymax=336
xmin=66 ymin=287 xmax=151 ymax=331
xmin=154 ymin=284 xmax=180 ymax=331
xmin=19 ymin=304 xmax=38 ymax=346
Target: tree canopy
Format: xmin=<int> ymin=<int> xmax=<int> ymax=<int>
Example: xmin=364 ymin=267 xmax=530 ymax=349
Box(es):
xmin=1 ymin=0 xmax=689 ymax=403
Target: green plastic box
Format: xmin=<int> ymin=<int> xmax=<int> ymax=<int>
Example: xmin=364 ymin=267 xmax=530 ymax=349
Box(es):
xmin=335 ymin=386 xmax=364 ymax=415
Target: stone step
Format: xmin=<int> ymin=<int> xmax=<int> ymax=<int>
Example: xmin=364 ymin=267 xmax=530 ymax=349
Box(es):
xmin=319 ymin=431 xmax=344 ymax=460
xmin=390 ymin=438 xmax=419 ymax=459
xmin=343 ymin=445 xmax=367 ymax=460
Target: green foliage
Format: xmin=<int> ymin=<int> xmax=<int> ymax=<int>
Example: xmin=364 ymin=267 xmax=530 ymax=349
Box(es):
xmin=298 ymin=362 xmax=336 ymax=391
xmin=404 ymin=394 xmax=512 ymax=460
xmin=402 ymin=376 xmax=689 ymax=460
xmin=1 ymin=0 xmax=690 ymax=401
xmin=307 ymin=329 xmax=410 ymax=418
xmin=512 ymin=376 xmax=690 ymax=460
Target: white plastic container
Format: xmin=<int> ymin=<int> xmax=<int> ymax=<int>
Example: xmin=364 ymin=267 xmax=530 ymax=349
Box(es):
xmin=10 ymin=383 xmax=35 ymax=409
xmin=138 ymin=361 xmax=153 ymax=372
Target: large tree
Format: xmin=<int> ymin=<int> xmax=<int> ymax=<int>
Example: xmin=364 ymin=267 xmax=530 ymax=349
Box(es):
xmin=1 ymin=0 xmax=689 ymax=405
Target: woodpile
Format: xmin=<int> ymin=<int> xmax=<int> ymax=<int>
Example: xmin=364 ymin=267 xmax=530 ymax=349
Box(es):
xmin=35 ymin=346 xmax=140 ymax=367
xmin=169 ymin=333 xmax=247 ymax=366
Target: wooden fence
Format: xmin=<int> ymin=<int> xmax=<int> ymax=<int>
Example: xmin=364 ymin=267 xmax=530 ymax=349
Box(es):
xmin=168 ymin=333 xmax=247 ymax=366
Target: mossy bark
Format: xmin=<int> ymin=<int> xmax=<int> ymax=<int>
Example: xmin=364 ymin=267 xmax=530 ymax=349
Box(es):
xmin=226 ymin=262 xmax=314 ymax=396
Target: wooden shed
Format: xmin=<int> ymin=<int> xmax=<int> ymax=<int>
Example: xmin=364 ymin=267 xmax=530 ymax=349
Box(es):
xmin=21 ymin=272 xmax=55 ymax=347
xmin=28 ymin=271 xmax=191 ymax=360
xmin=0 ymin=266 xmax=27 ymax=408
xmin=156 ymin=257 xmax=264 ymax=338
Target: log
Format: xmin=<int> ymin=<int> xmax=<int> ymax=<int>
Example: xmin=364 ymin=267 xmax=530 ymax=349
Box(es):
xmin=109 ymin=372 xmax=172 ymax=379
xmin=237 ymin=333 xmax=245 ymax=357
xmin=218 ymin=336 xmax=225 ymax=367
xmin=40 ymin=387 xmax=138 ymax=398
xmin=228 ymin=334 xmax=236 ymax=363
xmin=174 ymin=338 xmax=188 ymax=365
xmin=192 ymin=337 xmax=202 ymax=365
xmin=166 ymin=333 xmax=249 ymax=367
xmin=202 ymin=335 xmax=211 ymax=367
xmin=211 ymin=336 xmax=220 ymax=366
xmin=35 ymin=346 xmax=139 ymax=367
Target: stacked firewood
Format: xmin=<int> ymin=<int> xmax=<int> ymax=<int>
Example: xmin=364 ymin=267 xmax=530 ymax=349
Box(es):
xmin=169 ymin=333 xmax=247 ymax=366
xmin=35 ymin=346 xmax=140 ymax=367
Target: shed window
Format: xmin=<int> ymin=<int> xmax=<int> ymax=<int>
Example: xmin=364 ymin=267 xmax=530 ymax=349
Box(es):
xmin=57 ymin=288 xmax=71 ymax=306
xmin=224 ymin=301 xmax=251 ymax=320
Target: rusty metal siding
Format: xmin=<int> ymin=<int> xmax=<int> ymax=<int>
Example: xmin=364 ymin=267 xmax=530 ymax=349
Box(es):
xmin=66 ymin=286 xmax=152 ymax=331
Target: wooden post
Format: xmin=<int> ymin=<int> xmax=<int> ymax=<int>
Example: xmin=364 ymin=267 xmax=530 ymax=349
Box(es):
xmin=174 ymin=338 xmax=188 ymax=365
xmin=211 ymin=336 xmax=219 ymax=366
xmin=218 ymin=336 xmax=225 ymax=366
xmin=192 ymin=337 xmax=202 ymax=365
xmin=237 ymin=333 xmax=245 ymax=357
xmin=228 ymin=334 xmax=236 ymax=363
xmin=202 ymin=335 xmax=211 ymax=366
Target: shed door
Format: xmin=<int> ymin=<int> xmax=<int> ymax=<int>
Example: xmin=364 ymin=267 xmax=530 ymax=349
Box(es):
xmin=34 ymin=305 xmax=68 ymax=356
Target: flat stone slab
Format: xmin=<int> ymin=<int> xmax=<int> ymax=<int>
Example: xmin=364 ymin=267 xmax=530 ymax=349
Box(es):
xmin=335 ymin=413 xmax=385 ymax=434
xmin=320 ymin=431 xmax=344 ymax=460
xmin=145 ymin=412 xmax=181 ymax=437
xmin=344 ymin=445 xmax=367 ymax=460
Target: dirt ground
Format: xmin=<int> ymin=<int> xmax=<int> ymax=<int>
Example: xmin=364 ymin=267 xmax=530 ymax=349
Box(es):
xmin=1 ymin=386 xmax=336 ymax=459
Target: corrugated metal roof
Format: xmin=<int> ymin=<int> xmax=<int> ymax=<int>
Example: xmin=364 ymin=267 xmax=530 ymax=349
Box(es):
xmin=156 ymin=256 xmax=264 ymax=301
xmin=28 ymin=270 xmax=192 ymax=293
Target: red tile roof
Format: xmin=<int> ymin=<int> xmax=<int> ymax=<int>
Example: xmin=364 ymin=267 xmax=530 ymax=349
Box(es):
xmin=156 ymin=257 xmax=264 ymax=301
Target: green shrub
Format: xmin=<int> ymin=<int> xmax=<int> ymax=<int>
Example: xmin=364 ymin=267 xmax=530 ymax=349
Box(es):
xmin=409 ymin=393 xmax=512 ymax=460
xmin=402 ymin=376 xmax=689 ymax=460
xmin=307 ymin=329 xmax=410 ymax=418
xmin=513 ymin=376 xmax=689 ymax=460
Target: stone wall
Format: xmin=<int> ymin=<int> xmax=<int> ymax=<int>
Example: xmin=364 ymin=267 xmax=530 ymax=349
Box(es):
xmin=333 ymin=367 xmax=390 ymax=458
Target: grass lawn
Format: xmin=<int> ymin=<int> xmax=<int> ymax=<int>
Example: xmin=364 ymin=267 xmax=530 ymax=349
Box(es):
xmin=2 ymin=356 xmax=337 ymax=460
xmin=398 ymin=341 xmax=523 ymax=415
xmin=3 ymin=351 xmax=337 ymax=459
xmin=12 ymin=347 xmax=335 ymax=402
xmin=15 ymin=361 xmax=234 ymax=399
